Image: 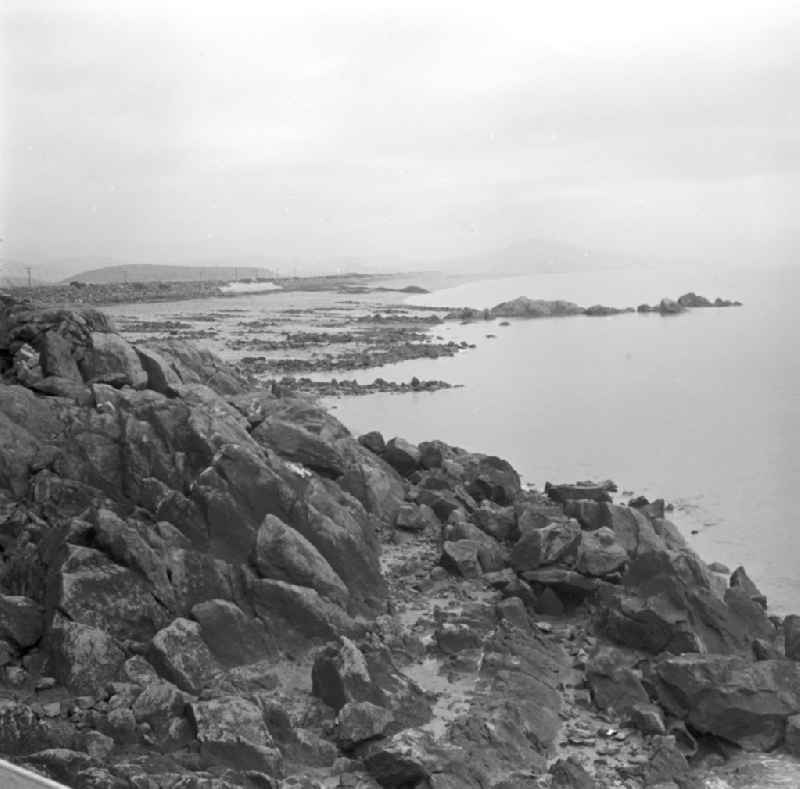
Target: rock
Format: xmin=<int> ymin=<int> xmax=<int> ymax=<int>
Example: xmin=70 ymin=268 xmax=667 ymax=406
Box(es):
xmin=677 ymin=292 xmax=713 ymax=307
xmin=576 ymin=528 xmax=628 ymax=577
xmin=134 ymin=345 xmax=183 ymax=395
xmin=248 ymin=578 xmax=355 ymax=641
xmin=534 ymin=587 xmax=564 ymax=616
xmin=587 ymin=648 xmax=650 ymax=715
xmin=254 ymin=419 xmax=347 ymax=476
xmin=549 ymin=756 xmax=596 ymax=788
xmin=596 ymin=503 xmax=664 ymax=558
xmin=658 ymin=298 xmax=686 ymax=315
xmin=489 ymin=297 xmax=584 ymax=319
xmin=0 ymin=594 xmax=44 ymax=648
xmin=435 ymin=623 xmax=482 ymax=654
xmin=79 ymin=331 xmax=148 ymax=388
xmin=785 ymin=615 xmax=800 ymax=660
xmin=382 ymin=438 xmax=421 ymax=476
xmin=510 ymin=520 xmax=581 ymax=572
xmin=148 ymin=618 xmax=218 ymax=693
xmin=358 ymin=431 xmax=386 ymax=455
xmin=563 ymin=500 xmax=605 ymax=531
xmin=440 ymin=540 xmax=482 ymax=578
xmin=190 ymin=599 xmax=274 ymax=667
xmin=753 ymin=637 xmax=783 ymax=661
xmin=0 ymin=701 xmax=49 ymax=755
xmin=84 ymin=730 xmax=115 ymax=760
xmin=641 ymin=735 xmax=691 ymax=787
xmin=361 ymin=729 xmax=448 ymax=787
xmin=394 ymin=503 xmax=437 ymax=533
xmin=253 ymin=514 xmax=349 ymax=606
xmin=496 ymin=597 xmax=529 ymax=630
xmin=103 ymin=707 xmax=137 ymax=744
xmin=336 ymin=701 xmax=394 ymax=750
xmin=521 ymin=568 xmax=600 ymax=598
xmin=545 ymin=482 xmax=612 ymax=504
xmin=29 ymin=375 xmax=93 ymax=405
xmin=473 ymin=503 xmax=516 ymax=541
xmin=444 ymin=518 xmax=506 ymax=572
xmin=785 ymin=713 xmax=800 ymax=757
xmin=47 ymin=618 xmax=125 ymax=695
xmin=189 ymin=696 xmax=283 ymax=775
xmin=628 ymin=703 xmax=667 ymax=735
xmin=39 ymin=331 xmax=82 ymax=381
xmin=730 ymin=566 xmax=767 ymax=609
xmin=311 ymin=638 xmax=377 ymax=712
xmin=23 ymin=749 xmax=94 ymax=786
xmin=708 ymin=562 xmax=730 ymax=574
xmin=131 ymin=681 xmax=188 ymax=735
xmin=652 ymin=654 xmax=800 ymax=750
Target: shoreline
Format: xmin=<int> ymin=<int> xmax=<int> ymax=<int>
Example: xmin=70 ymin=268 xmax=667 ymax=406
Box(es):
xmin=0 ymin=293 xmax=796 ymax=787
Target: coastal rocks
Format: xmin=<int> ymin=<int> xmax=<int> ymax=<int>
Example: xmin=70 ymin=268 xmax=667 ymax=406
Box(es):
xmin=254 ymin=419 xmax=347 ymax=477
xmin=730 ymin=565 xmax=767 ymax=609
xmin=148 ymin=618 xmax=218 ymax=693
xmin=657 ymin=299 xmax=686 ymax=315
xmin=0 ymin=594 xmax=44 ymax=648
xmin=586 ymin=648 xmax=649 ymax=715
xmin=677 ymin=292 xmax=712 ymax=308
xmin=311 ymin=638 xmax=379 ymax=713
xmin=189 ymin=696 xmax=283 ymax=776
xmin=394 ymin=503 xmax=438 ymax=533
xmin=440 ymin=540 xmax=482 ymax=578
xmin=190 ymin=599 xmax=274 ymax=667
xmin=784 ymin=615 xmax=800 ymax=661
xmin=545 ymin=481 xmax=613 ymax=505
xmin=79 ymin=332 xmax=148 ymax=388
xmin=252 ymin=514 xmax=349 ymax=606
xmin=652 ymin=654 xmax=800 ymax=750
xmin=382 ymin=438 xmax=421 ymax=477
xmin=335 ymin=701 xmax=394 ymax=750
xmin=358 ymin=431 xmax=386 ymax=455
xmin=510 ymin=520 xmax=581 ymax=572
xmin=576 ymin=528 xmax=628 ymax=577
xmin=488 ymin=297 xmax=584 ymax=319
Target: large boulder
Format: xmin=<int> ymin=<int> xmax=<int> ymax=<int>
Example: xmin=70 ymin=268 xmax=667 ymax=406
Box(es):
xmin=510 ymin=520 xmax=581 ymax=573
xmin=252 ymin=514 xmax=348 ymax=606
xmin=190 ymin=599 xmax=274 ymax=667
xmin=189 ymin=696 xmax=283 ymax=775
xmin=79 ymin=332 xmax=147 ymax=388
xmin=730 ymin=565 xmax=767 ymax=609
xmin=545 ymin=482 xmax=612 ymax=504
xmin=382 ymin=438 xmax=421 ymax=476
xmin=576 ymin=527 xmax=628 ymax=577
xmin=652 ymin=654 xmax=800 ymax=750
xmin=253 ymin=419 xmax=347 ymax=477
xmin=39 ymin=331 xmax=82 ymax=381
xmin=148 ymin=618 xmax=219 ymax=693
xmin=785 ymin=615 xmax=800 ymax=661
xmin=0 ymin=594 xmax=44 ymax=648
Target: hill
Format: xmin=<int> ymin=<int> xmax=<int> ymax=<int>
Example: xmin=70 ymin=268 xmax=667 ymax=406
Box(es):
xmin=63 ymin=263 xmax=277 ymax=284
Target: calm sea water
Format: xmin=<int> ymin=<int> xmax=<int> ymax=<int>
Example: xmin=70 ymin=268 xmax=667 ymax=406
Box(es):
xmin=325 ymin=264 xmax=800 ymax=618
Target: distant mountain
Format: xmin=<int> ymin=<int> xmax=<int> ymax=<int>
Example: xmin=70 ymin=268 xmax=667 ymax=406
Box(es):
xmin=62 ymin=264 xmax=278 ymax=284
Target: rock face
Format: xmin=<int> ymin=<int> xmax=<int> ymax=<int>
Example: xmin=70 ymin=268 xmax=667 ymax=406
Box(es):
xmin=652 ymin=655 xmax=800 ymax=750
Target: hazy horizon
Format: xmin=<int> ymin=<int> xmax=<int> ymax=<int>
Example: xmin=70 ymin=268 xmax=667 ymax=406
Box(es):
xmin=2 ymin=1 xmax=799 ymax=278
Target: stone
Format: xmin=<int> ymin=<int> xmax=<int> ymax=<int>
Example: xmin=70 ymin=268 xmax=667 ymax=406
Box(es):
xmin=253 ymin=514 xmax=349 ymax=606
xmin=563 ymin=500 xmax=605 ymax=531
xmin=435 ymin=623 xmax=482 ymax=654
xmin=131 ymin=681 xmax=188 ymax=733
xmin=510 ymin=520 xmax=581 ymax=572
xmin=0 ymin=594 xmax=44 ymax=648
xmin=545 ymin=482 xmax=612 ymax=504
xmin=191 ymin=599 xmax=274 ymax=667
xmin=382 ymin=437 xmax=421 ymax=476
xmin=358 ymin=431 xmax=386 ymax=455
xmin=440 ymin=540 xmax=482 ymax=578
xmin=658 ymin=298 xmax=686 ymax=315
xmin=189 ymin=696 xmax=283 ymax=775
xmin=587 ymin=648 xmax=650 ymax=715
xmin=254 ymin=419 xmax=347 ymax=476
xmin=148 ymin=618 xmax=218 ymax=693
xmin=785 ymin=713 xmax=800 ymax=757
xmin=336 ymin=701 xmax=394 ymax=750
xmin=730 ymin=566 xmax=767 ymax=609
xmin=535 ymin=587 xmax=565 ymax=616
xmin=79 ymin=332 xmax=148 ymax=388
xmin=312 ymin=637 xmax=378 ymax=712
xmin=652 ymin=654 xmax=800 ymax=750
xmin=496 ymin=597 xmax=529 ymax=630
xmin=394 ymin=503 xmax=437 ymax=533
xmin=84 ymin=730 xmax=115 ymax=760
xmin=576 ymin=527 xmax=628 ymax=577
xmin=134 ymin=345 xmax=184 ymax=395
xmin=628 ymin=703 xmax=667 ymax=735
xmin=708 ymin=562 xmax=730 ymax=574
xmin=122 ymin=655 xmax=160 ymax=686
xmin=0 ymin=701 xmax=49 ymax=755
xmin=785 ymin=615 xmax=800 ymax=660
xmin=521 ymin=568 xmax=600 ymax=598
xmin=48 ymin=618 xmax=125 ymax=695
xmin=39 ymin=330 xmax=82 ymax=381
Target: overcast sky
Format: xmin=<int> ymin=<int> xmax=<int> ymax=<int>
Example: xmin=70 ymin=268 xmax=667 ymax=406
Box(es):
xmin=2 ymin=0 xmax=799 ymax=274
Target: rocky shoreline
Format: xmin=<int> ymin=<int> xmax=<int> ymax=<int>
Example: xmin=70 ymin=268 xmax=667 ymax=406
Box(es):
xmin=0 ymin=293 xmax=790 ymax=789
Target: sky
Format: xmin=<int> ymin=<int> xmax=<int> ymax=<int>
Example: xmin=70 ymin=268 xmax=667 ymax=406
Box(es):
xmin=1 ymin=0 xmax=799 ymax=276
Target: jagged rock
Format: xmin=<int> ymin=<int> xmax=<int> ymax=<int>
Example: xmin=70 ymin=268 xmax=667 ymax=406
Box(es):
xmin=473 ymin=503 xmax=516 ymax=541
xmin=596 ymin=503 xmax=664 ymax=558
xmin=677 ymin=292 xmax=713 ymax=307
xmin=628 ymin=703 xmax=667 ymax=735
xmin=248 ymin=578 xmax=355 ymax=641
xmin=587 ymin=647 xmax=649 ymax=715
xmin=148 ymin=618 xmax=218 ymax=693
xmin=576 ymin=527 xmax=628 ymax=577
xmin=134 ymin=346 xmax=183 ymax=395
xmin=652 ymin=654 xmax=800 ymax=750
xmin=312 ymin=637 xmax=378 ymax=712
xmin=189 ymin=696 xmax=283 ymax=775
xmin=0 ymin=594 xmax=44 ymax=648
xmin=708 ymin=562 xmax=730 ymax=574
xmin=253 ymin=514 xmax=348 ymax=606
xmin=190 ymin=599 xmax=274 ymax=667
xmin=29 ymin=375 xmax=93 ymax=405
xmin=545 ymin=482 xmax=612 ymax=504
xmin=163 ymin=549 xmax=234 ymax=615
xmin=639 ymin=735 xmax=691 ymax=786
xmin=79 ymin=332 xmax=147 ymax=388
xmin=336 ymin=702 xmax=394 ymax=750
xmin=785 ymin=615 xmax=800 ymax=661
xmin=39 ymin=331 xmax=82 ymax=381
xmin=435 ymin=622 xmax=482 ymax=654
xmin=440 ymin=540 xmax=482 ymax=578
xmin=516 ymin=502 xmax=568 ymax=534
xmin=496 ymin=597 xmax=529 ymax=630
xmin=47 ymin=617 xmax=125 ymax=695
xmin=489 ymin=297 xmax=584 ymax=319
xmin=521 ymin=568 xmax=600 ymax=597
xmin=122 ymin=655 xmax=160 ymax=686
xmin=563 ymin=500 xmax=605 ymax=531
xmin=358 ymin=431 xmax=386 ymax=455
xmin=23 ymin=749 xmax=95 ymax=786
xmin=444 ymin=517 xmax=506 ymax=572
xmin=382 ymin=438 xmax=421 ymax=476
xmin=254 ymin=419 xmax=347 ymax=477
xmin=84 ymin=730 xmax=115 ymax=761
xmin=394 ymin=503 xmax=437 ymax=533
xmin=730 ymin=566 xmax=767 ymax=609
xmin=131 ymin=681 xmax=188 ymax=733
xmin=510 ymin=519 xmax=581 ymax=572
